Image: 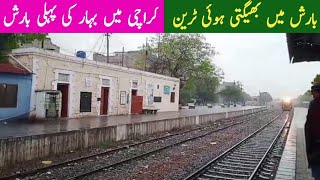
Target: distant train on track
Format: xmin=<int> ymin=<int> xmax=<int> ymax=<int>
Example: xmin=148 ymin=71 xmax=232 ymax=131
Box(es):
xmin=281 ymin=97 xmax=293 ymax=111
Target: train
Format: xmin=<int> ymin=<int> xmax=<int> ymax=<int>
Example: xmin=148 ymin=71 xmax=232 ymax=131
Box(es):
xmin=281 ymin=97 xmax=293 ymax=111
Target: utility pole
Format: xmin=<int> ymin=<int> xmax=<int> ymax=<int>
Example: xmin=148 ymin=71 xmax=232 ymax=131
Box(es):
xmin=122 ymin=47 xmax=124 ymax=67
xmin=145 ymin=38 xmax=148 ymax=71
xmin=106 ymin=33 xmax=110 ymax=63
xmin=158 ymin=34 xmax=161 ymax=61
xmin=41 ymin=40 xmax=44 ymax=49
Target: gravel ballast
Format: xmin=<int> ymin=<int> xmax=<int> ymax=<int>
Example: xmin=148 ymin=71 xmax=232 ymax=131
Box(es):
xmin=81 ymin=110 xmax=282 ymax=180
xmin=1 ymin=110 xmax=277 ymax=180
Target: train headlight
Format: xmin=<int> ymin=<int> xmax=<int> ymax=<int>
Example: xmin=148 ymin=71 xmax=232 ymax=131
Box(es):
xmin=283 ymin=97 xmax=291 ymax=103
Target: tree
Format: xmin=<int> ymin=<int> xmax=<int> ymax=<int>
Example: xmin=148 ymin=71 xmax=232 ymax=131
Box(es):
xmin=191 ymin=60 xmax=221 ymax=103
xmin=296 ymin=90 xmax=313 ymax=107
xmin=219 ymin=84 xmax=243 ymax=103
xmin=242 ymin=92 xmax=252 ymax=102
xmin=298 ymin=90 xmax=313 ymax=102
xmin=295 ymin=74 xmax=319 ymax=105
xmin=134 ymin=33 xmax=222 ymax=104
xmin=312 ymin=74 xmax=320 ymax=85
xmin=0 ymin=33 xmax=47 ymax=62
xmin=218 ymin=82 xmax=253 ymax=103
xmin=180 ymin=78 xmax=197 ymax=104
xmin=134 ymin=33 xmax=219 ymax=80
xmin=259 ymin=92 xmax=273 ymax=105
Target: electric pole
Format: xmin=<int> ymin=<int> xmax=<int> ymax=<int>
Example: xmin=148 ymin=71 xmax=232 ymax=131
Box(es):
xmin=106 ymin=33 xmax=111 ymax=63
xmin=122 ymin=47 xmax=124 ymax=67
xmin=145 ymin=38 xmax=148 ymax=71
xmin=158 ymin=34 xmax=161 ymax=61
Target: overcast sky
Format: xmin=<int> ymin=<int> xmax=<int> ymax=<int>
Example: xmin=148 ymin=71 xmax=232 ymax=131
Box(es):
xmin=49 ymin=33 xmax=320 ymax=99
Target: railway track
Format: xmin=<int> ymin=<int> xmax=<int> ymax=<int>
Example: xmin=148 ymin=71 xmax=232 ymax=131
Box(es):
xmin=0 ymin=110 xmax=275 ymax=180
xmin=66 ymin=111 xmax=279 ymax=180
xmin=183 ymin=111 xmax=292 ymax=180
xmin=252 ymin=112 xmax=292 ymax=180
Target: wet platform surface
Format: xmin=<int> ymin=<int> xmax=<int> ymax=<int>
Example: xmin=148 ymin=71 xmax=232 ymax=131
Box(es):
xmin=0 ymin=106 xmax=260 ymax=139
xmin=275 ymin=108 xmax=314 ymax=180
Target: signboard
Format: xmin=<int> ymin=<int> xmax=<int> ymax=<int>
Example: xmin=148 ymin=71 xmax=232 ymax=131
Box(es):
xmin=164 ymin=85 xmax=170 ymax=94
xmin=120 ymin=91 xmax=126 ymax=105
xmin=85 ymin=77 xmax=92 ymax=87
xmin=147 ymin=84 xmax=154 ymax=105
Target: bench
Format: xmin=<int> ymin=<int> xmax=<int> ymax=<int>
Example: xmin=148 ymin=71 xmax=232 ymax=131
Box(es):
xmin=142 ymin=106 xmax=160 ymax=114
xmin=188 ymin=103 xmax=196 ymax=109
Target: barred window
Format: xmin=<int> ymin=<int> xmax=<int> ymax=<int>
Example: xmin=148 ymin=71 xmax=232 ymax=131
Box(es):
xmin=132 ymin=81 xmax=138 ymax=89
xmin=154 ymin=96 xmax=162 ymax=102
xmin=170 ymin=92 xmax=175 ymax=103
xmin=80 ymin=92 xmax=92 ymax=112
xmin=0 ymin=84 xmax=18 ymax=108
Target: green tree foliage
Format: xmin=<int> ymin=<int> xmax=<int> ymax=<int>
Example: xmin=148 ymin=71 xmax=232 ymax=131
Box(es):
xmin=296 ymin=90 xmax=313 ymax=107
xmin=312 ymin=74 xmax=320 ymax=85
xmin=298 ymin=90 xmax=313 ymax=101
xmin=180 ymin=78 xmax=197 ymax=104
xmin=241 ymin=91 xmax=252 ymax=102
xmin=259 ymin=92 xmax=273 ymax=105
xmin=0 ymin=33 xmax=47 ymax=62
xmin=134 ymin=33 xmax=223 ymax=104
xmin=296 ymin=74 xmax=320 ymax=105
xmin=219 ymin=83 xmax=243 ymax=103
xmin=218 ymin=81 xmax=252 ymax=103
xmin=192 ymin=60 xmax=221 ymax=103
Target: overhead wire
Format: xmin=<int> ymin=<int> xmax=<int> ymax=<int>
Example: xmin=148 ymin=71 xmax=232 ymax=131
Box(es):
xmin=86 ymin=34 xmax=104 ymax=58
xmin=97 ymin=35 xmax=105 ymax=54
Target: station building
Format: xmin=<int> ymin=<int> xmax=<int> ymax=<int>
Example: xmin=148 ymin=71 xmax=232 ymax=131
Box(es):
xmin=7 ymin=47 xmax=180 ymax=120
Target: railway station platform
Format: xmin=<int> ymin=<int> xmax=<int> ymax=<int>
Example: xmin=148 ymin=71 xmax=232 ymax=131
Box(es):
xmin=0 ymin=106 xmax=260 ymax=139
xmin=0 ymin=106 xmax=266 ymax=168
xmin=275 ymin=108 xmax=314 ymax=180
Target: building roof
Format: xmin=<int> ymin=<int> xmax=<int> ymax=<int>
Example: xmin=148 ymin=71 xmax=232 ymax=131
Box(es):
xmin=286 ymin=33 xmax=320 ymax=63
xmin=11 ymin=47 xmax=180 ymax=82
xmin=114 ymin=50 xmax=140 ymax=54
xmin=0 ymin=63 xmax=31 ymax=75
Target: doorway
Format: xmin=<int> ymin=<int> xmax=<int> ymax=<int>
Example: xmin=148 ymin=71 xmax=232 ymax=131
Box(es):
xmin=45 ymin=92 xmax=60 ymax=118
xmin=131 ymin=90 xmax=143 ymax=114
xmin=132 ymin=90 xmax=137 ymax=96
xmin=100 ymin=87 xmax=109 ymax=115
xmin=57 ymin=84 xmax=69 ymax=118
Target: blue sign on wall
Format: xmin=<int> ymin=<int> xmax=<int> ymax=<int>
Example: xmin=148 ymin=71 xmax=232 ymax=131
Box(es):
xmin=163 ymin=85 xmax=170 ymax=94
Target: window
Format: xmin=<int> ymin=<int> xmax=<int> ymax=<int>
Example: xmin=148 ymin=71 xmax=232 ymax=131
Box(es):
xmin=120 ymin=91 xmax=126 ymax=105
xmin=0 ymin=84 xmax=18 ymax=108
xmin=132 ymin=81 xmax=138 ymax=89
xmin=80 ymin=92 xmax=92 ymax=112
xmin=170 ymin=92 xmax=175 ymax=103
xmin=154 ymin=96 xmax=162 ymax=102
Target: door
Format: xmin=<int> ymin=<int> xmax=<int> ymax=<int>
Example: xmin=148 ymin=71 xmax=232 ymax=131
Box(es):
xmin=45 ymin=93 xmax=59 ymax=118
xmin=131 ymin=95 xmax=143 ymax=114
xmin=100 ymin=87 xmax=109 ymax=115
xmin=131 ymin=90 xmax=138 ymax=114
xmin=57 ymin=84 xmax=69 ymax=118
